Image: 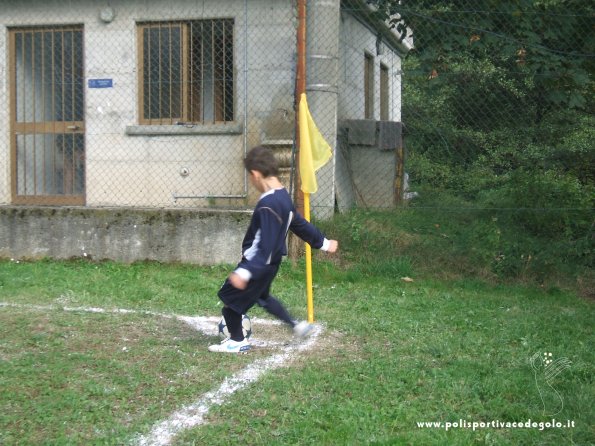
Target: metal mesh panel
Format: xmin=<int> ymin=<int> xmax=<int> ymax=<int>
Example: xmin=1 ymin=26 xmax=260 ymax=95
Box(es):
xmin=0 ymin=1 xmax=296 ymax=209
xmin=0 ymin=0 xmax=592 ymax=224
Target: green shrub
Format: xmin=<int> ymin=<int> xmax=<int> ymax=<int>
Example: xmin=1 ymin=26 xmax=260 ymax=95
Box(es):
xmin=505 ymin=169 xmax=593 ymax=238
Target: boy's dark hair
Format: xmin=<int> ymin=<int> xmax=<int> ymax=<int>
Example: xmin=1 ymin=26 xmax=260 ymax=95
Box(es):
xmin=244 ymin=146 xmax=279 ymax=177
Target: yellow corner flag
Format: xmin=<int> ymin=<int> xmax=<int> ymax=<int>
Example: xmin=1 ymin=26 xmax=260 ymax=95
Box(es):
xmin=298 ymin=93 xmax=332 ymax=194
xmin=298 ymin=93 xmax=332 ymax=323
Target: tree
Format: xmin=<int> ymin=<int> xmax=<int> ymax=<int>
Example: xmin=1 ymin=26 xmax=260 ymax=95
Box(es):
xmin=365 ymin=0 xmax=594 ymax=184
xmin=373 ymin=0 xmax=594 ymax=112
xmin=369 ymin=0 xmax=594 ymax=266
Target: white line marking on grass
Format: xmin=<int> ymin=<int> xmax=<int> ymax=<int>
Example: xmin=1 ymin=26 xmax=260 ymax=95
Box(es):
xmin=134 ymin=325 xmax=322 ymax=446
xmin=0 ymin=302 xmax=286 ymax=348
xmin=0 ymin=302 xmax=322 ymax=444
xmin=0 ymin=301 xmax=172 ymax=317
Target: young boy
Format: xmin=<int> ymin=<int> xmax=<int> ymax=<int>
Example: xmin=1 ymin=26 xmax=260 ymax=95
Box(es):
xmin=208 ymin=146 xmax=338 ymax=353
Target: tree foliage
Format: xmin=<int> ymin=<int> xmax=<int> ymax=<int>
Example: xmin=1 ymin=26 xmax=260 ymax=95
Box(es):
xmin=370 ymin=0 xmax=594 ymax=269
xmin=374 ymin=0 xmax=594 ymax=111
xmin=371 ymin=0 xmax=593 ymax=181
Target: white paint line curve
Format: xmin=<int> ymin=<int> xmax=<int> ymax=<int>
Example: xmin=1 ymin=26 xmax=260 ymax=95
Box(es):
xmin=0 ymin=301 xmax=323 ymax=445
xmin=134 ymin=325 xmax=322 ymax=446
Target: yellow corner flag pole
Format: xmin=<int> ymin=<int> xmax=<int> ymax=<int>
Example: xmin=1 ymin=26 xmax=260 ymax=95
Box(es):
xmin=303 ymin=192 xmax=315 ymax=322
xmin=298 ymin=93 xmax=332 ymax=323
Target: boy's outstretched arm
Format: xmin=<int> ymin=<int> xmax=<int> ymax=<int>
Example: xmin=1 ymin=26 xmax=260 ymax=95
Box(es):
xmin=229 ymin=239 xmax=337 ymax=290
xmin=290 ymin=211 xmax=338 ymax=253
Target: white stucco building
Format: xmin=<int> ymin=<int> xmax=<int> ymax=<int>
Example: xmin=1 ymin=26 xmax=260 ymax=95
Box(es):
xmin=0 ymin=0 xmax=412 ymax=216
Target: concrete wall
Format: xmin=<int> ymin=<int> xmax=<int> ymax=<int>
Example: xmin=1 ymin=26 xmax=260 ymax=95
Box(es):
xmin=0 ymin=17 xmax=8 ymax=205
xmin=338 ymin=10 xmax=403 ymax=122
xmin=334 ymin=10 xmax=404 ymax=211
xmin=306 ymin=0 xmax=341 ymax=219
xmin=304 ymin=1 xmax=404 ymax=217
xmin=0 ymin=206 xmax=250 ymax=264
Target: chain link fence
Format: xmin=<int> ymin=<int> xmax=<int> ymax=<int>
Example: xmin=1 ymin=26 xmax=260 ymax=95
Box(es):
xmin=1 ymin=1 xmax=593 ymax=257
xmin=1 ymin=1 xmax=295 ymax=209
xmin=0 ymin=0 xmax=412 ymax=215
xmin=367 ymin=1 xmax=592 ymax=280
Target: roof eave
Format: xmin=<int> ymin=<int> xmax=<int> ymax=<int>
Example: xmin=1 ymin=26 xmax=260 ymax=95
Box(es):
xmin=341 ymin=0 xmax=414 ymax=56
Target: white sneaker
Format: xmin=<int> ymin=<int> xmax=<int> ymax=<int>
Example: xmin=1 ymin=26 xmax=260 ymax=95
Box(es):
xmin=208 ymin=338 xmax=251 ymax=353
xmin=293 ymin=321 xmax=315 ymax=338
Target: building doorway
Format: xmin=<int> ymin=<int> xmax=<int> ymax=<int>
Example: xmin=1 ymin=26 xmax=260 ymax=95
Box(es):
xmin=9 ymin=26 xmax=85 ymax=205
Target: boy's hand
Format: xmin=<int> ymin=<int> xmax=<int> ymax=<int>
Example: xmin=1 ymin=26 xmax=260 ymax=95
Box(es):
xmin=228 ymin=272 xmax=248 ymax=290
xmin=326 ymin=240 xmax=339 ymax=253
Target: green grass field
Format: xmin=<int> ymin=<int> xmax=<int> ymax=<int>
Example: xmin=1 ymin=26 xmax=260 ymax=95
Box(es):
xmin=0 ymin=258 xmax=592 ymax=445
xmin=0 ymin=208 xmax=593 ymax=445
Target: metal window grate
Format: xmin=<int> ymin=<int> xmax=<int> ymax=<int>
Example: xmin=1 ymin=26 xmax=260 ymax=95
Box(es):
xmin=139 ymin=19 xmax=234 ymax=125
